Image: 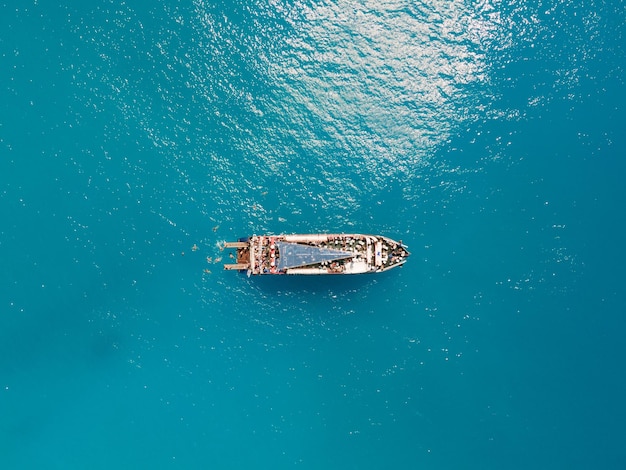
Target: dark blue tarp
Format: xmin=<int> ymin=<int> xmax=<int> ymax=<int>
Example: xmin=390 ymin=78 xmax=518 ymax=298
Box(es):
xmin=276 ymin=242 xmax=354 ymax=270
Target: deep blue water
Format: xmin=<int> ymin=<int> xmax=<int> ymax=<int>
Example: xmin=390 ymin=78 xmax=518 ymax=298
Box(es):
xmin=1 ymin=0 xmax=625 ymax=468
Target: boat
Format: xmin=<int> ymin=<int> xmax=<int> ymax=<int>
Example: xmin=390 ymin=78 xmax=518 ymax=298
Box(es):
xmin=223 ymin=234 xmax=409 ymax=275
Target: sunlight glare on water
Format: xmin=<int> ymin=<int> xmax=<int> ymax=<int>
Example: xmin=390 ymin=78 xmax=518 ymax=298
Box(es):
xmin=68 ymin=0 xmax=513 ymax=234
xmin=255 ymin=0 xmax=500 ymax=177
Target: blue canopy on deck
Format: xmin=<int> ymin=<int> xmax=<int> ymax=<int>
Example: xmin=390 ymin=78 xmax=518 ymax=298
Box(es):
xmin=276 ymin=242 xmax=354 ymax=270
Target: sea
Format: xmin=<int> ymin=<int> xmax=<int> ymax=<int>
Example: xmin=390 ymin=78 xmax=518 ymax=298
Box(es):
xmin=1 ymin=0 xmax=625 ymax=468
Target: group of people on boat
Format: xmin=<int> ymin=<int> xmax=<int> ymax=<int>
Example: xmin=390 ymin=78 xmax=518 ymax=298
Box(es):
xmin=301 ymin=235 xmax=367 ymax=254
xmin=385 ymin=244 xmax=408 ymax=267
xmin=252 ymin=236 xmax=281 ymax=274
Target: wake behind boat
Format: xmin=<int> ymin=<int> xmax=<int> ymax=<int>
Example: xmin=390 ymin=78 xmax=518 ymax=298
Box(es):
xmin=223 ymin=234 xmax=409 ymax=275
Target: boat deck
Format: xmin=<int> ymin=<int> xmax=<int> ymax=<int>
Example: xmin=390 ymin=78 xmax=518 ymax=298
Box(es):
xmin=223 ymin=234 xmax=409 ymax=275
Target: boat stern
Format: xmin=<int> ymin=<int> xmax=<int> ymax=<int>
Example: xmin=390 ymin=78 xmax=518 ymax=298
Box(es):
xmin=223 ymin=240 xmax=251 ymax=271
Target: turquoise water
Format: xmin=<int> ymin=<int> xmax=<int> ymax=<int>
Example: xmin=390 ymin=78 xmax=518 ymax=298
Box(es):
xmin=1 ymin=0 xmax=625 ymax=468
